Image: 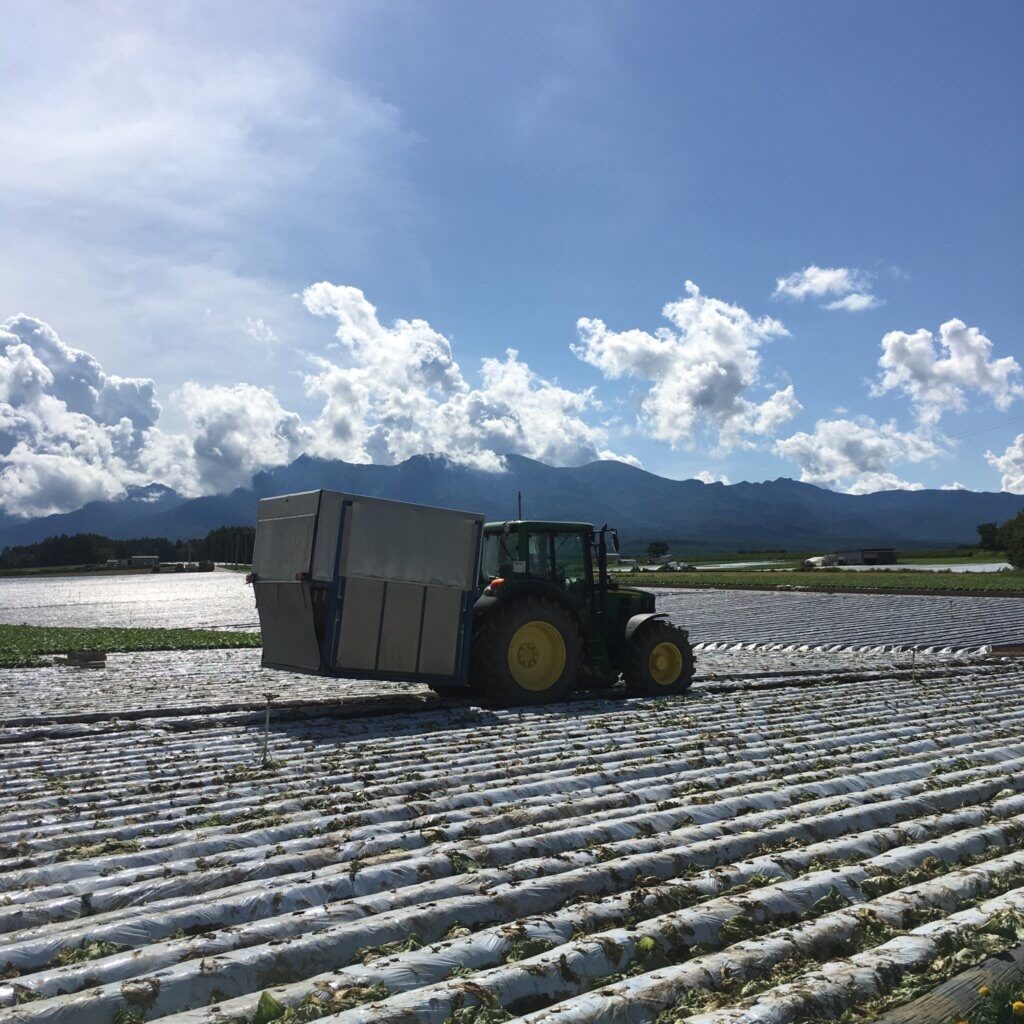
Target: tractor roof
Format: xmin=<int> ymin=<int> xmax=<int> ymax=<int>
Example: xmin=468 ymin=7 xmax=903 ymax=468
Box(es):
xmin=483 ymin=520 xmax=595 ymax=533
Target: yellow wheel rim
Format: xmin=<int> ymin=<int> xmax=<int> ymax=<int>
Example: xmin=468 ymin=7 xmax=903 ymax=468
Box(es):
xmin=649 ymin=641 xmax=683 ymax=686
xmin=508 ymin=620 xmax=566 ymax=692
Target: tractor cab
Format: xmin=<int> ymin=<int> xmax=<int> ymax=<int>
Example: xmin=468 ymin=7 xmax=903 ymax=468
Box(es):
xmin=474 ymin=520 xmax=684 ymax=697
xmin=479 ymin=520 xmax=597 ymax=610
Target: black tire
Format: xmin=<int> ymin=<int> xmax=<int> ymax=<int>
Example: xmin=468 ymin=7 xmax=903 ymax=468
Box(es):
xmin=471 ymin=595 xmax=583 ymax=706
xmin=624 ymin=619 xmax=695 ymax=696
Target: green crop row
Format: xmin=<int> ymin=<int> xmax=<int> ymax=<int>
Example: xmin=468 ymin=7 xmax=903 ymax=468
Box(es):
xmin=0 ymin=624 xmax=262 ymax=668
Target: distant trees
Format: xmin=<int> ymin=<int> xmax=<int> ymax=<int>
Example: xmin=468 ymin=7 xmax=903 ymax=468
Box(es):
xmin=976 ymin=522 xmax=1001 ymax=551
xmin=2 ymin=533 xmax=116 ymax=569
xmin=646 ymin=540 xmax=669 ymax=559
xmin=0 ymin=526 xmax=257 ymax=570
xmin=1001 ymin=514 xmax=1024 ymax=569
xmin=202 ymin=526 xmax=256 ymax=564
xmin=976 ymin=515 xmax=1024 ymax=568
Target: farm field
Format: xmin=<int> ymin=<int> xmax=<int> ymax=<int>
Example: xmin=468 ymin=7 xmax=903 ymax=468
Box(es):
xmin=2 ymin=572 xmax=1024 ymax=1022
xmin=2 ymin=660 xmax=1024 ymax=1023
xmin=0 ymin=567 xmax=157 ymax=579
xmin=680 ymin=550 xmax=1009 ymax=567
xmin=0 ymin=648 xmax=428 ymax=725
xmin=621 ymin=568 xmax=1024 ymax=594
xmin=898 ymin=554 xmax=1007 ymax=565
xmin=0 ymin=625 xmax=261 ymax=669
xmin=3 ymin=574 xmax=1024 ymax=652
xmin=0 ymin=646 xmax=962 ymax=725
xmin=0 ymin=572 xmax=258 ymax=630
xmin=835 ymin=561 xmax=1012 ymax=573
xmin=652 ymin=587 xmax=1024 ymax=651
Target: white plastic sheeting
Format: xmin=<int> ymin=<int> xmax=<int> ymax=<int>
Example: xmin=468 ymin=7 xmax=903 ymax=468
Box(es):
xmin=684 ymin=885 xmax=1024 ymax=1023
xmin=2 ymin=658 xmax=1024 ymax=1023
xmin=654 ymin=586 xmax=1024 ymax=651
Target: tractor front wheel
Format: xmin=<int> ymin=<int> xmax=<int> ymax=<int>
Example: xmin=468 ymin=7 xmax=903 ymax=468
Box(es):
xmin=624 ymin=619 xmax=695 ymax=696
xmin=472 ymin=596 xmax=582 ymax=705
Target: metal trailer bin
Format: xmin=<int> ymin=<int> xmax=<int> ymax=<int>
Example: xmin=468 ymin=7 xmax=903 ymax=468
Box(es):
xmin=251 ymin=490 xmax=484 ymax=687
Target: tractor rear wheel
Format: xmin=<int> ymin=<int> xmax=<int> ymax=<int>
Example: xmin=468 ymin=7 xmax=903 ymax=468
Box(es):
xmin=472 ymin=596 xmax=582 ymax=705
xmin=624 ymin=619 xmax=695 ymax=696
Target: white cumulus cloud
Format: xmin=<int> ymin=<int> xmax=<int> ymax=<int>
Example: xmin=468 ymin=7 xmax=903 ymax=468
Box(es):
xmin=174 ymin=383 xmax=314 ymax=493
xmin=824 ymin=292 xmax=882 ymax=312
xmin=986 ymin=435 xmax=1024 ymax=494
xmin=773 ymin=416 xmax=942 ymax=494
xmin=774 ymin=265 xmax=881 ymax=312
xmin=302 ymin=283 xmax=623 ymax=471
xmin=772 ymin=315 xmax=1024 ymax=495
xmin=573 ymin=281 xmax=799 ymax=454
xmin=2 ymin=316 xmax=160 ymax=432
xmin=0 ymin=315 xmax=315 ymax=515
xmin=694 ymin=470 xmax=731 ymax=485
xmin=874 ymin=318 xmax=1023 ymax=426
xmin=0 ymin=316 xmax=165 ymax=516
xmin=0 ymin=291 xmax=640 ymax=518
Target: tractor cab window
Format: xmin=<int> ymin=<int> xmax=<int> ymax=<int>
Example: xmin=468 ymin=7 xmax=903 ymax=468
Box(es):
xmin=527 ymin=533 xmax=553 ymax=579
xmin=554 ymin=534 xmax=587 ymax=583
xmin=481 ymin=531 xmax=518 ymax=582
xmin=528 ymin=532 xmax=587 ymax=586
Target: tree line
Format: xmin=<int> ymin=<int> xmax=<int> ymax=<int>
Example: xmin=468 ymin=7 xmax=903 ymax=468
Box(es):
xmin=977 ymin=511 xmax=1024 ymax=567
xmin=0 ymin=526 xmax=256 ymax=570
xmin=4 ymin=515 xmax=1020 ymax=571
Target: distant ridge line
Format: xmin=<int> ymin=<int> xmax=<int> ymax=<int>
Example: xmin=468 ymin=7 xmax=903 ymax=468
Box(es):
xmin=1 ymin=453 xmax=1021 ymax=552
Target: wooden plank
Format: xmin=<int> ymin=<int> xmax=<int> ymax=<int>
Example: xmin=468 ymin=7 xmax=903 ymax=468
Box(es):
xmin=870 ymin=944 xmax=1024 ymax=1023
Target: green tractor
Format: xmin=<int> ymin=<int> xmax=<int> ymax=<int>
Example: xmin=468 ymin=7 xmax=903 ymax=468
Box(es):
xmin=251 ymin=490 xmax=695 ymax=706
xmin=466 ymin=519 xmax=694 ymax=704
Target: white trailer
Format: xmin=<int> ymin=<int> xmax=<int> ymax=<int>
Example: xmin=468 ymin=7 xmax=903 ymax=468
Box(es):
xmin=250 ymin=490 xmax=484 ymax=688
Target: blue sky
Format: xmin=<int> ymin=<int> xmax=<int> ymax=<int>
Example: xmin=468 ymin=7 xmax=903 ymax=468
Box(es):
xmin=1 ymin=1 xmax=1022 ymax=515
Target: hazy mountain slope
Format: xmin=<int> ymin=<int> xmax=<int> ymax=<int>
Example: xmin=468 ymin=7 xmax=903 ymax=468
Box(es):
xmin=0 ymin=485 xmax=187 ymax=547
xmin=1 ymin=455 xmax=1021 ymax=551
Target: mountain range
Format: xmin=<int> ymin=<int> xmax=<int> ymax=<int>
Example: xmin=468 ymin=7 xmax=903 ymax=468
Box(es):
xmin=2 ymin=455 xmax=1022 ymax=553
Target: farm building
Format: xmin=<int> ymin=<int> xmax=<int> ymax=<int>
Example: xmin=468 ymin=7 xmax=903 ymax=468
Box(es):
xmin=607 ymin=556 xmax=638 ymax=571
xmin=833 ymin=547 xmax=897 ymax=565
xmin=127 ymin=553 xmax=160 ymax=567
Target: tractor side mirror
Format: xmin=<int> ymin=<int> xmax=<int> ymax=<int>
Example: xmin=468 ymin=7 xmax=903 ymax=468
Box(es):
xmin=611 ymin=530 xmax=620 ymax=553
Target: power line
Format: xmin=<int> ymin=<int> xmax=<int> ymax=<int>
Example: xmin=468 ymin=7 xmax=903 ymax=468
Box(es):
xmin=943 ymin=412 xmax=1024 ymax=442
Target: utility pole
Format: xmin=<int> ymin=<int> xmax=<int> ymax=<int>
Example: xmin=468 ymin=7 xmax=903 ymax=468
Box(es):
xmin=517 ymin=491 xmax=523 ymax=520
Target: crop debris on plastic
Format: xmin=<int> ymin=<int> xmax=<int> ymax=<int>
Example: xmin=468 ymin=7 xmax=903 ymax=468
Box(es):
xmin=1 ymin=572 xmax=1023 ymax=1022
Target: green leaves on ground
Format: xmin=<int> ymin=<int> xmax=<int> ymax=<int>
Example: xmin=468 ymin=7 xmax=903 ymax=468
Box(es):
xmin=252 ymin=984 xmax=389 ymax=1023
xmin=253 ymin=992 xmax=289 ymax=1024
xmin=0 ymin=624 xmax=261 ymax=668
xmin=51 ymin=938 xmax=131 ymax=965
xmin=356 ymin=934 xmax=423 ymax=964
